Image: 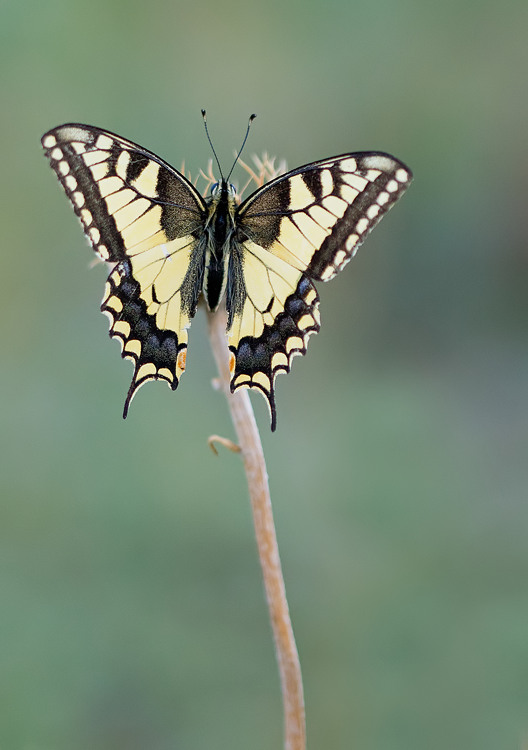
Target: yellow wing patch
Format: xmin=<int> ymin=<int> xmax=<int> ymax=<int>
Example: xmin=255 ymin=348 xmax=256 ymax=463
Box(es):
xmin=42 ymin=123 xmax=207 ymax=416
xmin=231 ymin=151 xmax=412 ymax=429
xmin=227 ymin=243 xmax=320 ymax=430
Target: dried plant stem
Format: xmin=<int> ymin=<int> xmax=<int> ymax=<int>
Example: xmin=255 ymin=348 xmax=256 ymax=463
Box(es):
xmin=207 ymin=306 xmax=306 ymax=750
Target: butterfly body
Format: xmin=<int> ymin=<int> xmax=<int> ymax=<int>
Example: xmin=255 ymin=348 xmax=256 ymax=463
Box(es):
xmin=202 ymin=180 xmax=237 ymax=312
xmin=42 ymin=123 xmax=412 ymax=430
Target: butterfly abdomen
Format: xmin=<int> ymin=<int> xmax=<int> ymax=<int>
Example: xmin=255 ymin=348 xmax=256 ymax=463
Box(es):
xmin=203 ymin=180 xmax=237 ymax=311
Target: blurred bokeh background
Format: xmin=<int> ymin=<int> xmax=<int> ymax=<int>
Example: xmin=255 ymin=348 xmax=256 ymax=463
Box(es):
xmin=2 ymin=0 xmax=527 ymax=748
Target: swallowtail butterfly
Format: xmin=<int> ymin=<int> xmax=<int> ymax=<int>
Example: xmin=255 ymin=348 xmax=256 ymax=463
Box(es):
xmin=42 ymin=120 xmax=411 ymax=430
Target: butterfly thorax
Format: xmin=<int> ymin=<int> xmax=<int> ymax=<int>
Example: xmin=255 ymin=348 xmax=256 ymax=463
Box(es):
xmin=203 ymin=180 xmax=238 ymax=311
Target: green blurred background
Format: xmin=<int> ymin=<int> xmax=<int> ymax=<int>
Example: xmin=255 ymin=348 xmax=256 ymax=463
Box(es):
xmin=2 ymin=0 xmax=527 ymax=748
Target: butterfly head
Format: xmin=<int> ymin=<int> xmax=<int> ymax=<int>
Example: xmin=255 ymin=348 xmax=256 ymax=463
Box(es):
xmin=210 ymin=181 xmax=237 ymax=199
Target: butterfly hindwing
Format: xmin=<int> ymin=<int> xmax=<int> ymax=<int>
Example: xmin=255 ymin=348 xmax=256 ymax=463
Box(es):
xmin=225 ymin=243 xmax=320 ymax=431
xmin=227 ymin=152 xmax=412 ymax=428
xmin=42 ymin=124 xmax=208 ymax=414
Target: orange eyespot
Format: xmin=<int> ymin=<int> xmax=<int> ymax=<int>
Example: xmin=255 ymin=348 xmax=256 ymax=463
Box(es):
xmin=177 ymin=350 xmax=187 ymax=372
xmin=229 ymin=352 xmax=236 ymax=375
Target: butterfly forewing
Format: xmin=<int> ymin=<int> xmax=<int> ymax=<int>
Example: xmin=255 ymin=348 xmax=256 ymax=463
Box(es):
xmin=227 ymin=152 xmax=412 ymax=428
xmin=42 ymin=124 xmax=208 ymax=414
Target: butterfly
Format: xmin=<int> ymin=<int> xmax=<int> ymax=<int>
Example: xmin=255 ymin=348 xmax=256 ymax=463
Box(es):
xmin=41 ymin=118 xmax=411 ymax=430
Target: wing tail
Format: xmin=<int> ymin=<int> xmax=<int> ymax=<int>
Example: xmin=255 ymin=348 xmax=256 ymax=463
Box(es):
xmin=228 ymin=274 xmax=320 ymax=431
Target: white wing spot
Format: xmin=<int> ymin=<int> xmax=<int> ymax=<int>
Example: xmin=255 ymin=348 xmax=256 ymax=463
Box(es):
xmin=346 ymin=233 xmax=359 ymax=251
xmin=116 ymin=150 xmax=131 ymax=179
xmin=396 ymin=168 xmax=410 ymax=183
xmin=98 ymin=244 xmax=110 ymax=260
xmin=367 ymin=204 xmax=381 ymax=219
xmin=64 ymin=175 xmax=77 ymax=191
xmin=320 ymin=169 xmax=334 ymax=197
xmin=356 ymin=217 xmax=369 ymax=234
xmin=58 ymin=161 xmax=70 ymax=176
xmin=377 ymin=191 xmax=390 ymax=206
xmin=96 ymin=134 xmax=113 ymax=150
xmin=320 ymin=266 xmax=335 ymax=281
xmin=81 ymin=209 xmax=93 ymax=225
xmin=89 ymin=226 xmax=101 ymax=244
xmin=305 ymin=288 xmax=317 ymax=305
xmin=361 ymin=154 xmax=396 ymax=172
xmin=340 ymin=157 xmax=358 ymax=172
xmin=42 ymin=135 xmax=57 ymax=148
xmin=73 ymin=191 xmax=85 ymax=207
xmin=60 ymin=126 xmax=91 ymax=143
xmin=50 ymin=148 xmax=63 ymax=160
xmin=72 ymin=142 xmax=86 ymax=155
xmin=386 ymin=179 xmax=399 ymax=193
xmin=334 ymin=249 xmax=346 ymax=266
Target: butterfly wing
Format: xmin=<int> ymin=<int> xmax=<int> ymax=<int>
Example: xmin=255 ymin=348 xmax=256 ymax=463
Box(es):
xmin=228 ymin=152 xmax=412 ymax=430
xmin=42 ymin=124 xmax=208 ymax=415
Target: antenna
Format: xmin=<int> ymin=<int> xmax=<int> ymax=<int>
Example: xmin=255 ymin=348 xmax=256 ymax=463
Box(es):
xmin=201 ymin=109 xmax=224 ymax=181
xmin=226 ymin=113 xmax=257 ymax=182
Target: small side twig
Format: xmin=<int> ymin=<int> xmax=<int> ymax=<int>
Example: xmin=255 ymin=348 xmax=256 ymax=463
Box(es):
xmin=207 ymin=306 xmax=306 ymax=750
xmin=207 ymin=434 xmax=241 ymax=456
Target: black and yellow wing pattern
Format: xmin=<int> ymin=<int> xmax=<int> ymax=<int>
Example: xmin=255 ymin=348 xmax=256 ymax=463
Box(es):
xmin=42 ymin=124 xmax=208 ymax=415
xmin=42 ymin=123 xmax=411 ymax=429
xmin=228 ymin=154 xmax=412 ymax=428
